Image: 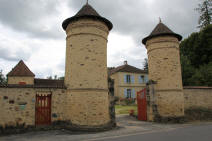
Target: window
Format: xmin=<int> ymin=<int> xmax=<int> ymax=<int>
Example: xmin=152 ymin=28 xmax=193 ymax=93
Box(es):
xmin=126 ymin=75 xmax=131 ymax=83
xmin=127 ymin=89 xmax=131 ymax=98
xmin=124 ymin=88 xmax=136 ymax=98
xmin=139 ymin=75 xmax=144 ymax=83
xmin=124 ymin=75 xmax=134 ymax=83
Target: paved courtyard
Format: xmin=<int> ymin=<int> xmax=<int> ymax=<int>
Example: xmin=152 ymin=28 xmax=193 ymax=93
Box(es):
xmin=1 ymin=115 xmax=211 ymax=141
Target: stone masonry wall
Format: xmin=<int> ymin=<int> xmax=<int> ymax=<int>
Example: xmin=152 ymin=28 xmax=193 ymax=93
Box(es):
xmin=66 ymin=90 xmax=110 ymax=126
xmin=64 ymin=18 xmax=111 ymax=126
xmin=184 ymin=87 xmax=212 ymax=109
xmin=8 ymin=77 xmax=34 ymax=85
xmin=65 ymin=19 xmax=109 ymax=89
xmin=146 ymin=36 xmax=184 ymax=118
xmin=0 ymin=87 xmax=66 ymax=127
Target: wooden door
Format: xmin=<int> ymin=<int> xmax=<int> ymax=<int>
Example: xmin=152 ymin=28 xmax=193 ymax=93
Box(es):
xmin=137 ymin=88 xmax=147 ymax=121
xmin=35 ymin=94 xmax=51 ymax=125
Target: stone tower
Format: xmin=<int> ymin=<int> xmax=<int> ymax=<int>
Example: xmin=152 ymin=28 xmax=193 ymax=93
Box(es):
xmin=62 ymin=3 xmax=113 ymax=127
xmin=142 ymin=21 xmax=184 ymax=120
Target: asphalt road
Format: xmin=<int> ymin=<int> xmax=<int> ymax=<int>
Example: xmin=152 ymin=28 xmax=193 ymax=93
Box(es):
xmin=1 ymin=115 xmax=212 ymax=141
xmin=87 ymin=124 xmax=212 ymax=141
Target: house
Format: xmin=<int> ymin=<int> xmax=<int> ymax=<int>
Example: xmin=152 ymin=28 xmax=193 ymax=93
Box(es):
xmin=109 ymin=61 xmax=148 ymax=100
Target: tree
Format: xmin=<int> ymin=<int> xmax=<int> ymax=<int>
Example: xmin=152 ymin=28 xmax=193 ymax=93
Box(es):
xmin=58 ymin=76 xmax=64 ymax=80
xmin=195 ymin=0 xmax=212 ymax=29
xmin=180 ymin=24 xmax=212 ymax=86
xmin=46 ymin=76 xmax=53 ymax=80
xmin=0 ymin=70 xmax=6 ymax=85
xmin=47 ymin=75 xmax=64 ymax=80
xmin=190 ymin=62 xmax=212 ymax=86
xmin=143 ymin=58 xmax=148 ymax=71
xmin=180 ymin=55 xmax=195 ymax=86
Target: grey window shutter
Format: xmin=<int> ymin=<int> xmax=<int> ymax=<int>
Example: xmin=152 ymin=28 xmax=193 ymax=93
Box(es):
xmin=124 ymin=88 xmax=127 ymax=98
xmin=139 ymin=76 xmax=142 ymax=83
xmin=132 ymin=89 xmax=135 ymax=98
xmin=131 ymin=75 xmax=134 ymax=83
xmin=124 ymin=75 xmax=127 ymax=83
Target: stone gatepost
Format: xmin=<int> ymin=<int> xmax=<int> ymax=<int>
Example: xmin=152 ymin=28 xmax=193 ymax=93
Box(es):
xmin=142 ymin=21 xmax=184 ymax=121
xmin=62 ymin=3 xmax=113 ymax=128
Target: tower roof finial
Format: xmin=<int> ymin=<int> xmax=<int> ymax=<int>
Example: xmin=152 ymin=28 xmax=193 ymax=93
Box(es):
xmin=159 ymin=17 xmax=162 ymax=23
xmin=86 ymin=0 xmax=88 ymax=5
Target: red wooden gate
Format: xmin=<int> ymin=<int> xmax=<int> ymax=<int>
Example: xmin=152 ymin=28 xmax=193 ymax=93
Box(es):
xmin=35 ymin=94 xmax=51 ymax=125
xmin=137 ymin=88 xmax=147 ymax=121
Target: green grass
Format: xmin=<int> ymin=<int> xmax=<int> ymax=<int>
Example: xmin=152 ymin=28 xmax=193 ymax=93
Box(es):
xmin=115 ymin=105 xmax=138 ymax=115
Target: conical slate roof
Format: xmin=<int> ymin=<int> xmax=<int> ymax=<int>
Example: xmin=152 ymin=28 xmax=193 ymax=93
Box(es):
xmin=142 ymin=22 xmax=182 ymax=45
xmin=75 ymin=4 xmax=100 ymax=17
xmin=62 ymin=4 xmax=113 ymax=31
xmin=7 ymin=60 xmax=35 ymax=77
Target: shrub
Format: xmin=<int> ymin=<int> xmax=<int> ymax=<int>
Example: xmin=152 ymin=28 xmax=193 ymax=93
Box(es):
xmin=185 ymin=107 xmax=212 ymax=121
xmin=124 ymin=98 xmax=136 ymax=105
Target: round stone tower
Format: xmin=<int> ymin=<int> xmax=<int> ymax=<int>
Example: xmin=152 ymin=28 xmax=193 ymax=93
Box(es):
xmin=62 ymin=3 xmax=113 ymax=127
xmin=142 ymin=21 xmax=184 ymax=120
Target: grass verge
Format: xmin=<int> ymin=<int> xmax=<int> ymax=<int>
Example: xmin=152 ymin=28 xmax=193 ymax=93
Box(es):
xmin=115 ymin=105 xmax=137 ymax=115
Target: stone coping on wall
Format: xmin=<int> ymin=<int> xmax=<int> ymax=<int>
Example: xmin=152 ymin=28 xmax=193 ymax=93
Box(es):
xmin=183 ymin=86 xmax=212 ymax=89
xmin=0 ymin=84 xmax=66 ymax=89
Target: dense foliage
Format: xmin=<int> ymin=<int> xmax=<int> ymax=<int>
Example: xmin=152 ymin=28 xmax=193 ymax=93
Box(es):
xmin=180 ymin=24 xmax=212 ymax=86
xmin=0 ymin=70 xmax=6 ymax=85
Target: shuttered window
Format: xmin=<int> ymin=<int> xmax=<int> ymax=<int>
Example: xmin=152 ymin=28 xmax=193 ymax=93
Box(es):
xmin=124 ymin=74 xmax=134 ymax=83
xmin=124 ymin=89 xmax=133 ymax=98
xmin=139 ymin=75 xmax=144 ymax=83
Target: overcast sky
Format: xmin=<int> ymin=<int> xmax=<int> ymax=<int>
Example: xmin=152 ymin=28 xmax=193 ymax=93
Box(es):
xmin=0 ymin=0 xmax=200 ymax=78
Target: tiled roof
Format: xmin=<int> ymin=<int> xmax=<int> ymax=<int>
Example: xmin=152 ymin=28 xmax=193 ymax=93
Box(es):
xmin=62 ymin=4 xmax=113 ymax=31
xmin=0 ymin=79 xmax=66 ymax=88
xmin=109 ymin=64 xmax=147 ymax=75
xmin=7 ymin=60 xmax=35 ymax=77
xmin=142 ymin=22 xmax=182 ymax=45
xmin=34 ymin=78 xmax=65 ymax=88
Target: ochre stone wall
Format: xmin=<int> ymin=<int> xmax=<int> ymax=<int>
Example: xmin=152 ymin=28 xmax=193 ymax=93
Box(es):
xmin=0 ymin=87 xmax=66 ymax=127
xmin=146 ymin=36 xmax=184 ymax=117
xmin=64 ymin=18 xmax=111 ymax=126
xmin=184 ymin=88 xmax=212 ymax=109
xmin=66 ymin=90 xmax=110 ymax=126
xmin=8 ymin=77 xmax=34 ymax=85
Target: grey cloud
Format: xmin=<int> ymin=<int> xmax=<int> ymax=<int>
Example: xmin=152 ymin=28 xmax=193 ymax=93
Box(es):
xmin=68 ymin=0 xmax=200 ymax=45
xmin=57 ymin=60 xmax=65 ymax=71
xmin=0 ymin=0 xmax=65 ymax=39
xmin=0 ymin=47 xmax=30 ymax=62
xmin=34 ymin=68 xmax=53 ymax=78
